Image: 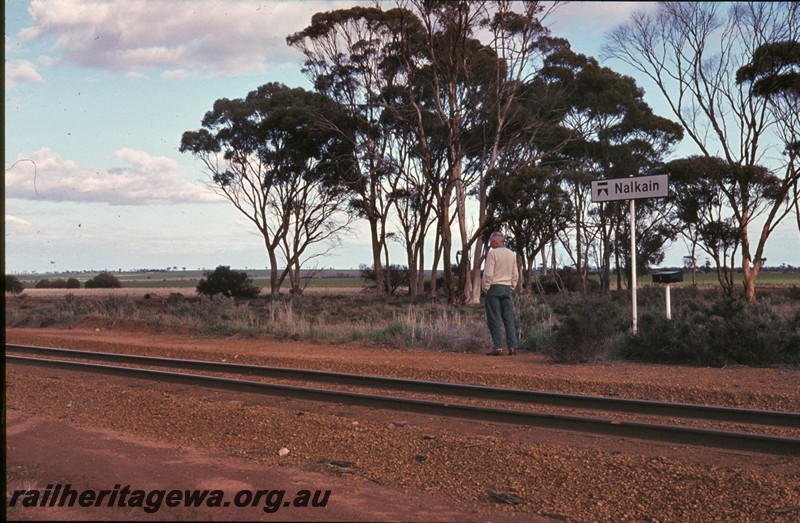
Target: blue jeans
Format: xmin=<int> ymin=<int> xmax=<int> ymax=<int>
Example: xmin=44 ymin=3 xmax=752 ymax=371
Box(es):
xmin=485 ymin=284 xmax=518 ymax=349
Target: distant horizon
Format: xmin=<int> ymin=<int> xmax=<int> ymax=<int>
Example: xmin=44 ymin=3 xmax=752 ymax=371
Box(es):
xmin=10 ymin=263 xmax=800 ymax=279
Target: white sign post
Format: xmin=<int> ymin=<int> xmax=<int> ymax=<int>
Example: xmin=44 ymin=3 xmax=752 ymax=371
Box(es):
xmin=630 ymin=198 xmax=637 ymax=334
xmin=591 ymin=174 xmax=670 ymax=334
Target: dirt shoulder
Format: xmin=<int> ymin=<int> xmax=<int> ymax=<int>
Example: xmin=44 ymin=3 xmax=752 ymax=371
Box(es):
xmin=7 ymin=410 xmax=537 ymax=522
xmin=5 ymin=325 xmax=800 ymax=522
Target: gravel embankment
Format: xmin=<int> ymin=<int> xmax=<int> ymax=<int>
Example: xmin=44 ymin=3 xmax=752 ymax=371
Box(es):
xmin=6 ymin=328 xmax=800 ymax=522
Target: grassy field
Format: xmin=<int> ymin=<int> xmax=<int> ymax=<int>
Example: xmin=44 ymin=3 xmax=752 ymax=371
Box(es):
xmin=7 ymin=268 xmax=799 ymax=366
xmin=115 ymin=277 xmax=368 ymax=290
xmin=13 ymin=270 xmax=368 ymax=290
xmin=661 ymin=270 xmax=800 ymax=286
xmin=13 ymin=268 xmax=800 ymax=290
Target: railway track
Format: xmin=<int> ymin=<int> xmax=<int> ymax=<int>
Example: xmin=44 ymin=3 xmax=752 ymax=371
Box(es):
xmin=7 ymin=343 xmax=800 ymax=456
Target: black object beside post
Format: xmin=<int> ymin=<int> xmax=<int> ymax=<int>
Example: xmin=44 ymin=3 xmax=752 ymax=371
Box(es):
xmin=652 ymin=271 xmax=683 ymax=320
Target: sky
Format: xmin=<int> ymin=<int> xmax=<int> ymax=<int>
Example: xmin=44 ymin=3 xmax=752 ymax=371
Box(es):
xmin=5 ymin=0 xmax=799 ymax=274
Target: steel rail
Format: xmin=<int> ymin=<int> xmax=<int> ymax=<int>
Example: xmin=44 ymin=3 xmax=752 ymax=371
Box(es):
xmin=7 ymin=353 xmax=800 ymax=456
xmin=6 ymin=343 xmax=799 ymax=428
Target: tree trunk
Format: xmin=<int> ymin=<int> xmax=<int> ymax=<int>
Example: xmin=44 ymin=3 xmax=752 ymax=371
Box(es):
xmin=266 ymin=242 xmax=281 ymax=297
xmin=428 ymin=227 xmax=442 ymax=299
xmin=742 ymin=257 xmax=762 ymax=303
xmin=369 ymin=218 xmax=386 ymax=297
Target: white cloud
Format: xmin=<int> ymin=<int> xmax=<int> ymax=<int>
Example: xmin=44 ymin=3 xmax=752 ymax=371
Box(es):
xmin=4 ymin=214 xmax=31 ymax=226
xmin=5 ymin=59 xmax=43 ymax=87
xmin=4 ymin=147 xmax=222 ymax=205
xmin=17 ymin=0 xmax=356 ymax=78
xmin=12 ymin=1 xmax=643 ymax=81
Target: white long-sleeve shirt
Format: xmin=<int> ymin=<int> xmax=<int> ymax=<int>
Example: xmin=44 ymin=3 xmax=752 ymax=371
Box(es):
xmin=482 ymin=246 xmax=519 ymax=293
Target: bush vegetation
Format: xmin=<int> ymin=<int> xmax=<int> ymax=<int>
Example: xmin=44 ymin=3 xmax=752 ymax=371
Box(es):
xmin=196 ymin=265 xmax=261 ymax=298
xmin=5 ymin=281 xmax=799 ymax=367
xmin=618 ymin=292 xmax=800 ymax=366
xmin=85 ymin=272 xmax=122 ymax=289
xmin=5 ymin=275 xmax=24 ymax=294
xmin=33 ymin=277 xmax=83 ymax=289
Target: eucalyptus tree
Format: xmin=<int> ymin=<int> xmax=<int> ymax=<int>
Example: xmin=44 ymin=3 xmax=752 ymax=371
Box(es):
xmin=604 ymin=1 xmax=800 ymax=301
xmin=406 ymin=0 xmax=574 ymax=304
xmin=179 ymin=83 xmax=354 ymax=297
xmin=737 ymin=38 xmax=800 ymax=235
xmin=667 ymin=156 xmax=758 ymax=295
xmin=366 ymin=6 xmax=452 ymax=299
xmin=461 ymin=0 xmax=570 ymax=304
xmin=391 ymin=0 xmax=496 ymax=303
xmin=539 ymin=48 xmax=683 ymax=292
xmin=486 ymin=165 xmax=571 ymax=293
xmin=287 ymin=6 xmax=406 ymax=297
xmin=383 ymin=114 xmax=444 ymax=300
xmin=288 ymin=1 xmax=572 ymax=303
xmin=309 ymin=0 xmax=497 ymax=301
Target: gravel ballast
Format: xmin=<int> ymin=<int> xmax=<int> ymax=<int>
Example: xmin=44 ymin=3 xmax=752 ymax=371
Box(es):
xmin=6 ymin=327 xmax=800 ymax=522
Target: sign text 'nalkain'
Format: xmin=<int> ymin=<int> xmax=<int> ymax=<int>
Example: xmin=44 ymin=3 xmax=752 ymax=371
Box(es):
xmin=591 ymin=174 xmax=669 ymax=202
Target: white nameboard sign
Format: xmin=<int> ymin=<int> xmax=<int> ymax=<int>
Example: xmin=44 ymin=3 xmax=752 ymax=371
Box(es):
xmin=591 ymin=174 xmax=669 ymax=202
xmin=590 ymin=173 xmax=670 ymax=335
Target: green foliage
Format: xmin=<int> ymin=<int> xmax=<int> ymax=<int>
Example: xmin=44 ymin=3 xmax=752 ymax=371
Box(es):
xmin=618 ymin=294 xmax=800 ymax=366
xmin=7 ymin=280 xmax=800 ymax=366
xmin=359 ymin=264 xmax=410 ymax=295
xmin=196 ymin=266 xmax=261 ymax=298
xmin=5 ymin=275 xmax=24 ymax=294
xmin=487 ymin=167 xmax=571 ymax=273
xmin=7 ymin=294 xmax=136 ymax=328
xmin=736 ymin=40 xmax=800 ymax=98
xmin=167 ymin=294 xmax=260 ymax=336
xmin=512 ymin=294 xmax=556 ymax=352
xmin=85 ymin=272 xmax=122 ymax=289
xmin=34 ymin=278 xmax=72 ymax=289
xmin=66 ymin=278 xmax=81 ymax=289
xmin=546 ymin=293 xmax=628 ymax=363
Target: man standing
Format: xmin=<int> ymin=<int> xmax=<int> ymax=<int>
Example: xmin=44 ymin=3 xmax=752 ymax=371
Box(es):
xmin=482 ymin=231 xmax=519 ymax=356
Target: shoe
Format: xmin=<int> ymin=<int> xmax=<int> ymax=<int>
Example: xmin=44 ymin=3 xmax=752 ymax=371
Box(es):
xmin=508 ymin=348 xmax=517 ymax=356
xmin=485 ymin=348 xmax=504 ymax=356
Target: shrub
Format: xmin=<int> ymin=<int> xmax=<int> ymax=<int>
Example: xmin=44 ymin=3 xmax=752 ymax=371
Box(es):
xmin=360 ymin=264 xmax=410 ymax=295
xmin=66 ymin=278 xmax=81 ymax=289
xmin=616 ymin=310 xmax=707 ymax=364
xmin=535 ymin=268 xmax=600 ymax=294
xmin=547 ymin=293 xmax=628 ymax=363
xmin=167 ymin=294 xmax=260 ymax=336
xmin=5 ymin=275 xmax=24 ymax=294
xmin=33 ymin=278 xmax=70 ymax=289
xmin=196 ymin=266 xmax=260 ymax=298
xmin=96 ymin=294 xmax=138 ymax=320
xmin=513 ymin=294 xmax=556 ymax=352
xmin=617 ymin=294 xmax=800 ymax=366
xmin=85 ymin=272 xmax=122 ymax=289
